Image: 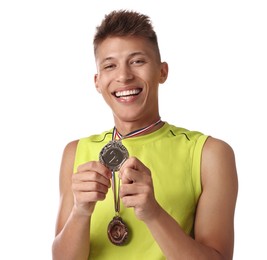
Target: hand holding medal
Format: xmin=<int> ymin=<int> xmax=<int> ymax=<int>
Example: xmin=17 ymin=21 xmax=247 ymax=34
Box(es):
xmin=99 ymin=119 xmax=162 ymax=246
xmin=99 ymin=139 xmax=130 ymax=246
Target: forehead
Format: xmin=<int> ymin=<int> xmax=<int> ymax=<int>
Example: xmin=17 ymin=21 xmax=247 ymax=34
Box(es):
xmin=95 ymin=36 xmax=158 ymax=62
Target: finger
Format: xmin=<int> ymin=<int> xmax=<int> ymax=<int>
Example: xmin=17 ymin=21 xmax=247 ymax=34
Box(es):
xmin=75 ymin=190 xmax=108 ymax=204
xmin=72 ymin=178 xmax=110 ymax=193
xmin=120 ymin=192 xmax=149 ymax=210
xmin=119 ymin=157 xmax=151 ymax=184
xmin=120 ymin=157 xmax=149 ymax=173
xmin=120 ymin=183 xmax=148 ymax=197
xmin=121 ymin=193 xmax=140 ymax=208
xmin=72 ymin=171 xmax=111 ymax=187
xmin=77 ymin=161 xmax=112 ymax=179
xmin=119 ymin=167 xmax=139 ymax=184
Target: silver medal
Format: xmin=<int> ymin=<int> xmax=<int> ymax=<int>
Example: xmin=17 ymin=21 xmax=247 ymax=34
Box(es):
xmin=99 ymin=141 xmax=129 ymax=171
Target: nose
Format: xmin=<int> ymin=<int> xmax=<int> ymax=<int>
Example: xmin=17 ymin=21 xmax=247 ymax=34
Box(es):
xmin=116 ymin=64 xmax=134 ymax=83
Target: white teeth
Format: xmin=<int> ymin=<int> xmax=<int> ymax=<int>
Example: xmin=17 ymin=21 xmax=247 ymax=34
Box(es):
xmin=115 ymin=89 xmax=141 ymax=98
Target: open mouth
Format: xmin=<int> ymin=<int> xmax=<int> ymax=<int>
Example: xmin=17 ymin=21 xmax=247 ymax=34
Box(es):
xmin=113 ymin=88 xmax=142 ymax=98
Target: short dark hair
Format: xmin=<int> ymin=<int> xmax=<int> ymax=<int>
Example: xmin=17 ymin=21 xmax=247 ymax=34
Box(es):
xmin=93 ymin=10 xmax=161 ymax=60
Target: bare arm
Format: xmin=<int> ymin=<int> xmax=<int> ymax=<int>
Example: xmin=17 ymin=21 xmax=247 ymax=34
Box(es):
xmin=120 ymin=137 xmax=238 ymax=259
xmin=52 ymin=141 xmax=111 ymax=260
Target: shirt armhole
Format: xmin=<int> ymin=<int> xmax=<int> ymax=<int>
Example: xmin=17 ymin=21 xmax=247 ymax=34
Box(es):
xmin=191 ymin=134 xmax=209 ymax=204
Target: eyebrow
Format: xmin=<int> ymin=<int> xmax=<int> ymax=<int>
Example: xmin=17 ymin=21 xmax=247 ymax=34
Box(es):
xmin=128 ymin=51 xmax=147 ymax=58
xmin=99 ymin=51 xmax=147 ymax=65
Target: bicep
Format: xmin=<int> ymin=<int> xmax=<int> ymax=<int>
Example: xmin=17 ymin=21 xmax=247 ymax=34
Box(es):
xmin=54 ymin=140 xmax=78 ymax=236
xmin=194 ymin=137 xmax=238 ymax=259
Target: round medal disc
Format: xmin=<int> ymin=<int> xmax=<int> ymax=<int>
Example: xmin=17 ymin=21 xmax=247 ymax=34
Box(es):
xmin=107 ymin=216 xmax=128 ymax=246
xmin=99 ymin=141 xmax=129 ymax=171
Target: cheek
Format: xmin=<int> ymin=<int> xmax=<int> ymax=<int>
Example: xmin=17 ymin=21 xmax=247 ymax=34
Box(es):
xmin=98 ymin=71 xmax=114 ymax=86
xmin=143 ymin=68 xmax=161 ymax=84
xmin=96 ymin=77 xmax=109 ymax=93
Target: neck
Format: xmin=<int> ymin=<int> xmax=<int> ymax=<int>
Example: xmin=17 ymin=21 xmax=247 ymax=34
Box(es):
xmin=114 ymin=117 xmax=163 ymax=138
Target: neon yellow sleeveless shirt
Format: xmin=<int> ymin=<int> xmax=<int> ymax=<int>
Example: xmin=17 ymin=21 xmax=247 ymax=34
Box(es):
xmin=73 ymin=122 xmax=208 ymax=260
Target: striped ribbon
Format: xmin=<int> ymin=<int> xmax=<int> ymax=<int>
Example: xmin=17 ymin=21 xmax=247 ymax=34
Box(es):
xmin=112 ymin=118 xmax=162 ymax=140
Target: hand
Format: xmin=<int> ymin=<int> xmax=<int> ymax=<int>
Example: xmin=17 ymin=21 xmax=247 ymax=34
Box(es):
xmin=119 ymin=157 xmax=160 ymax=222
xmin=72 ymin=161 xmax=111 ymax=216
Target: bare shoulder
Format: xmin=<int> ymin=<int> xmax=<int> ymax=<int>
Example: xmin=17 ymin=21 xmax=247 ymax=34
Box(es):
xmin=60 ymin=138 xmax=79 ymax=191
xmin=62 ymin=140 xmax=79 ymax=165
xmin=201 ymin=136 xmax=237 ymax=186
xmin=59 ymin=140 xmax=79 ymax=191
xmin=203 ymin=136 xmax=235 ymax=161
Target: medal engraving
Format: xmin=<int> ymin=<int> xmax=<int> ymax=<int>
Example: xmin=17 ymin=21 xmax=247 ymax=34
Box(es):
xmin=107 ymin=216 xmax=128 ymax=245
xmin=99 ymin=141 xmax=129 ymax=171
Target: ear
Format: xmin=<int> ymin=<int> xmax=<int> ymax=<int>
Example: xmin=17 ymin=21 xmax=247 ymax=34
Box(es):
xmin=159 ymin=62 xmax=168 ymax=84
xmin=94 ymin=74 xmax=101 ymax=93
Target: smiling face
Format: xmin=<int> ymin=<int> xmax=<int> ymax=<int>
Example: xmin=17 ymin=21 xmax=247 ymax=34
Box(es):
xmin=94 ymin=36 xmax=168 ymax=131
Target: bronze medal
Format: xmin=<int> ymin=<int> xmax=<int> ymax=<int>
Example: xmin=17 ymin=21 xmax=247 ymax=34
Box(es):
xmin=99 ymin=141 xmax=129 ymax=172
xmin=107 ymin=216 xmax=128 ymax=246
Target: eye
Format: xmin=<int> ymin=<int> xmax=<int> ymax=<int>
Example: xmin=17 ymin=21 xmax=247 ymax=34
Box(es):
xmin=103 ymin=63 xmax=116 ymax=70
xmin=130 ymin=58 xmax=146 ymax=66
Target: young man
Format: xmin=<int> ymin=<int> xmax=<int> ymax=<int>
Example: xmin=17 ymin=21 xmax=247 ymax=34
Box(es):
xmin=52 ymin=10 xmax=238 ymax=260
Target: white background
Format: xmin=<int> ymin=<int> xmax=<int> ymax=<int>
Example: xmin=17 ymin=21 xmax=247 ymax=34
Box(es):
xmin=0 ymin=1 xmax=266 ymax=259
